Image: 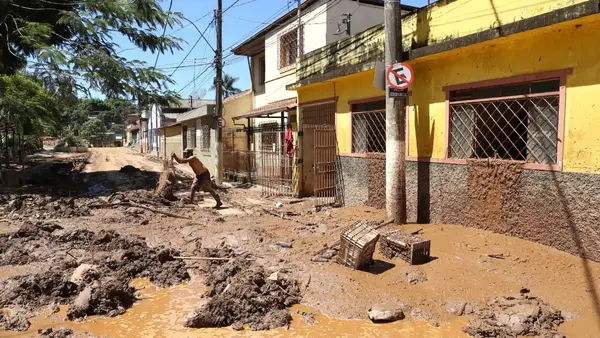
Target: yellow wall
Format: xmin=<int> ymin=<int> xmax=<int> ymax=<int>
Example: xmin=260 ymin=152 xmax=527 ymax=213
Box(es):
xmin=297 ymin=14 xmax=600 ymax=173
xmin=297 ymin=70 xmax=385 ymax=153
xmin=163 ymin=125 xmax=182 ymax=159
xmin=402 ymin=0 xmax=589 ymax=49
xmin=223 ymin=91 xmax=253 ymax=128
xmin=406 ymin=15 xmax=600 ymax=173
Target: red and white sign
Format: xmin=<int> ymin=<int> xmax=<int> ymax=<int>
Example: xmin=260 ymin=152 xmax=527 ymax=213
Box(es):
xmin=386 ymin=62 xmax=414 ymax=90
xmin=216 ymin=117 xmax=226 ymax=129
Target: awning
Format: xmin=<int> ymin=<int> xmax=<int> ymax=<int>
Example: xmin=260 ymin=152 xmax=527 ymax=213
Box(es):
xmin=233 ymin=98 xmax=297 ymax=120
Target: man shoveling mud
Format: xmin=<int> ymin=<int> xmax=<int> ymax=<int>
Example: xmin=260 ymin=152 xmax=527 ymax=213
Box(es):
xmin=171 ymin=149 xmax=222 ymax=209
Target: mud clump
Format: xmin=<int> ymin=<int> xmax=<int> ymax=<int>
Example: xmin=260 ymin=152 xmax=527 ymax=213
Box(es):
xmin=39 ymin=327 xmax=74 ymax=337
xmin=0 ymin=312 xmax=31 ymax=332
xmin=184 ymin=248 xmax=301 ymax=331
xmin=0 ymin=271 xmax=79 ymax=309
xmin=0 ymin=228 xmax=190 ymax=320
xmin=67 ymin=275 xmax=136 ymax=319
xmin=463 ymin=294 xmax=564 ymax=338
xmin=2 ymin=195 xmax=91 ymax=219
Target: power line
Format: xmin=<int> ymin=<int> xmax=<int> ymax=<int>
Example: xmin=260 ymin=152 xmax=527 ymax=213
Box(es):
xmin=168 ymin=17 xmax=216 ymax=77
xmin=152 ymin=0 xmax=174 ymax=69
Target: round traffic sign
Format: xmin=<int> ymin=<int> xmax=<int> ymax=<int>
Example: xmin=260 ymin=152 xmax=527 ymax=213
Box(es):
xmin=216 ymin=117 xmax=226 ymax=129
xmin=386 ymin=62 xmax=414 ymax=90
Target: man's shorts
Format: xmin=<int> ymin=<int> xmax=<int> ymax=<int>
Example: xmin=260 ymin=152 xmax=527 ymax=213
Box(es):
xmin=192 ymin=171 xmax=211 ymax=191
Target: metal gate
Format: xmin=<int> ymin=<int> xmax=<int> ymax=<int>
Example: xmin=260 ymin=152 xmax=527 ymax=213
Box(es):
xmin=314 ymin=125 xmax=344 ymax=207
xmin=258 ymin=126 xmax=295 ymax=197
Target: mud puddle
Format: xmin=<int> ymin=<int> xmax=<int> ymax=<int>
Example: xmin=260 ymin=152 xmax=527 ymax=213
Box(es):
xmin=2 ymin=278 xmax=468 ymax=338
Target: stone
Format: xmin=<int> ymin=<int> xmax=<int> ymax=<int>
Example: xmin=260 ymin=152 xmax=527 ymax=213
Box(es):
xmin=231 ymin=322 xmax=244 ymax=331
xmin=368 ymin=304 xmax=405 ymax=323
xmin=70 ymin=264 xmax=98 ymax=286
xmin=71 ymin=286 xmax=93 ymax=313
xmin=445 ymin=300 xmax=467 ymax=316
xmin=268 ymin=271 xmax=279 ymax=281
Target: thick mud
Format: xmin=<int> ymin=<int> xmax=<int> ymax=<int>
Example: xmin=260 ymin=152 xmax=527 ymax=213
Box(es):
xmin=463 ymin=293 xmax=565 ymax=338
xmin=0 ymin=224 xmax=190 ymax=322
xmin=185 ymin=247 xmax=302 ymax=330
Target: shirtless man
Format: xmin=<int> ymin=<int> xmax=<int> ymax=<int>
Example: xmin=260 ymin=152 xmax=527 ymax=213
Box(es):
xmin=171 ymin=150 xmax=222 ymax=208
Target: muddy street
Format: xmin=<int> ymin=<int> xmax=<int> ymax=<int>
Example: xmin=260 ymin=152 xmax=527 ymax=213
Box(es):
xmin=1 ymin=148 xmax=600 ymax=337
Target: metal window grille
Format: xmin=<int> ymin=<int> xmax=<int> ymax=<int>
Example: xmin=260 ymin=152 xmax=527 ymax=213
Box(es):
xmin=200 ymin=124 xmax=210 ymax=152
xmin=259 ymin=122 xmax=280 ymax=152
xmin=302 ymin=103 xmax=336 ymax=127
xmin=352 ymin=109 xmax=386 ymax=154
xmin=278 ymin=26 xmax=303 ymax=70
xmin=449 ymin=94 xmax=560 ymax=164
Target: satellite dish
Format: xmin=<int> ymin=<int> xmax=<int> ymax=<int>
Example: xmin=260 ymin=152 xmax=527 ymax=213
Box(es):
xmin=193 ymin=88 xmax=206 ymax=100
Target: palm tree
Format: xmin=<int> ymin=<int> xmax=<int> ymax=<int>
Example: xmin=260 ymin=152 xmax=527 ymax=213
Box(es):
xmin=211 ymin=73 xmax=242 ymax=98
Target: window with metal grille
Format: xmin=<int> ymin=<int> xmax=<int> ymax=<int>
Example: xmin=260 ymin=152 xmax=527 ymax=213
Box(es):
xmin=279 ymin=27 xmax=301 ymax=69
xmin=351 ymin=100 xmax=386 ymax=154
xmin=200 ymin=125 xmax=210 ymax=152
xmin=449 ymin=79 xmax=560 ymax=164
xmin=260 ymin=122 xmax=279 ymax=152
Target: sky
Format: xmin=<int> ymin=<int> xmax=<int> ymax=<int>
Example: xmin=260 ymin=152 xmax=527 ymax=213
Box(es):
xmin=113 ymin=0 xmax=430 ymax=101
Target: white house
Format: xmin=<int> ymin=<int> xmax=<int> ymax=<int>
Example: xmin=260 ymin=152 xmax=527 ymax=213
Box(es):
xmin=232 ymin=0 xmax=417 ymax=125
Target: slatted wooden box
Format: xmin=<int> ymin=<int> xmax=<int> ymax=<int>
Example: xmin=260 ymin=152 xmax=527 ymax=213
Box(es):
xmin=380 ymin=230 xmax=431 ymax=265
xmin=336 ymin=221 xmax=380 ymax=269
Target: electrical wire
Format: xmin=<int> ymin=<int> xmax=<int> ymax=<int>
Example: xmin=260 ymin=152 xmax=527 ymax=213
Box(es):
xmin=152 ymin=0 xmax=174 ymax=69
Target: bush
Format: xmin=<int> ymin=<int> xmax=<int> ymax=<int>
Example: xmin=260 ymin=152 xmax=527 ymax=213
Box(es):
xmin=57 ymin=135 xmax=85 ymax=147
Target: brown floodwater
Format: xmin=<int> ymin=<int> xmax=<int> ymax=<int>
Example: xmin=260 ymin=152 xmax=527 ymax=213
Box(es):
xmin=1 ymin=278 xmax=468 ymax=338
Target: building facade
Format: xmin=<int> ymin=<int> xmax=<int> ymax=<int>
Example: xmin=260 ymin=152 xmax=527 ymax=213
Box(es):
xmin=289 ymin=0 xmax=600 ymax=261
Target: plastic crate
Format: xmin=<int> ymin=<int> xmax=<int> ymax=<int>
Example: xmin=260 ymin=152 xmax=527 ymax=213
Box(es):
xmin=380 ymin=230 xmax=431 ymax=265
xmin=336 ymin=221 xmax=380 ymax=269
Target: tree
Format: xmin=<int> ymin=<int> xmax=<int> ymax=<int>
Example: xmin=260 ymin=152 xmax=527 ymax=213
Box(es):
xmin=80 ymin=119 xmax=106 ymax=146
xmin=211 ymin=73 xmax=242 ymax=98
xmin=0 ymin=73 xmax=59 ymax=136
xmin=1 ymin=0 xmax=183 ymax=104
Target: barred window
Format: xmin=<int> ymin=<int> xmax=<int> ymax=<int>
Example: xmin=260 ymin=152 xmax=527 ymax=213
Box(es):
xmin=449 ymin=79 xmax=560 ymax=164
xmin=279 ymin=27 xmax=302 ymax=69
xmin=260 ymin=122 xmax=279 ymax=152
xmin=200 ymin=125 xmax=210 ymax=152
xmin=351 ymin=100 xmax=386 ymax=154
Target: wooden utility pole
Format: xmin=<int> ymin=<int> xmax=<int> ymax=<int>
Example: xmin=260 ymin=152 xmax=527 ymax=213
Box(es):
xmin=215 ymin=0 xmax=224 ymax=185
xmin=385 ymin=0 xmax=407 ymax=224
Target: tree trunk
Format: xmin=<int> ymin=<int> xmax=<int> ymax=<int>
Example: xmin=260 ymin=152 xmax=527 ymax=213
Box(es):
xmin=154 ymin=159 xmax=178 ymax=201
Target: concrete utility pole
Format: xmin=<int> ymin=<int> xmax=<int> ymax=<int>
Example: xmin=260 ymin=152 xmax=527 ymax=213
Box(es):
xmin=215 ymin=0 xmax=223 ymax=185
xmin=384 ymin=0 xmax=407 ymax=224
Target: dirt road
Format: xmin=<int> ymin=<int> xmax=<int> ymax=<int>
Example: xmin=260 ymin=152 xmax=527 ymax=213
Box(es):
xmin=1 ymin=148 xmax=600 ymax=337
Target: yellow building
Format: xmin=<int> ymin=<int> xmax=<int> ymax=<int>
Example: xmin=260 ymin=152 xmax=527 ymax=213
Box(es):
xmin=289 ymin=0 xmax=600 ymax=262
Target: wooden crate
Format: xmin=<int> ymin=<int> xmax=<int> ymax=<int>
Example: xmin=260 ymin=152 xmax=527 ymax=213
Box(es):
xmin=380 ymin=230 xmax=431 ymax=265
xmin=336 ymin=221 xmax=380 ymax=269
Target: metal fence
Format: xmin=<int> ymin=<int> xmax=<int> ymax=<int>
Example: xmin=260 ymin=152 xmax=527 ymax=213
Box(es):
xmin=222 ymin=126 xmax=296 ymax=197
xmin=351 ymin=109 xmax=386 ymax=154
xmin=449 ymin=94 xmax=559 ymax=164
xmin=313 ymin=125 xmax=345 ymax=208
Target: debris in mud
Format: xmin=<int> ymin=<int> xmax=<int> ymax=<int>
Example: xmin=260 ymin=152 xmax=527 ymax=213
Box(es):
xmin=368 ymin=303 xmax=406 ymax=323
xmin=1 ymin=195 xmax=91 ymax=219
xmin=380 ymin=230 xmax=431 ymax=265
xmin=400 ymin=266 xmax=427 ymax=285
xmin=39 ymin=327 xmax=74 ymax=337
xmin=0 ymin=228 xmax=190 ymax=319
xmin=296 ymin=310 xmax=316 ymax=325
xmin=184 ymin=247 xmax=302 ymax=331
xmin=445 ymin=300 xmax=468 ymax=316
xmin=463 ymin=294 xmax=564 ymax=338
xmin=67 ymin=275 xmax=136 ymax=319
xmin=1 ymin=312 xmax=31 ymax=332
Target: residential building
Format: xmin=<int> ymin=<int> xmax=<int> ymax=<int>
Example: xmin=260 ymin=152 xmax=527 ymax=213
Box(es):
xmin=125 ymin=114 xmax=140 ymax=147
xmin=141 ymin=98 xmax=214 ymax=156
xmin=288 ymin=0 xmax=600 ymax=262
xmin=231 ymin=0 xmax=416 ymax=193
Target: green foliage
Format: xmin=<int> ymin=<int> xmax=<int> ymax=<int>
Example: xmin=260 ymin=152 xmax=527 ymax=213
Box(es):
xmin=57 ymin=134 xmax=84 ymax=147
xmin=110 ymin=123 xmax=124 ymax=134
xmin=1 ymin=0 xmax=183 ymax=102
xmin=0 ymin=72 xmax=59 ymax=135
xmin=211 ymin=73 xmax=242 ymax=99
xmin=80 ymin=118 xmax=106 ymax=146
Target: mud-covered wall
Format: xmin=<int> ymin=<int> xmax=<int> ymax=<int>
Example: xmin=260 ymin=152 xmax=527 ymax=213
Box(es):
xmin=341 ymin=156 xmax=600 ymax=262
